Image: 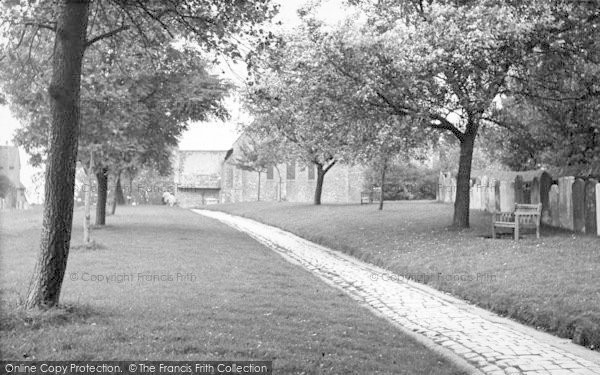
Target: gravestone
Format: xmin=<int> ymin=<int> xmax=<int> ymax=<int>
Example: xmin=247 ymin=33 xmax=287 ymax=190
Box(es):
xmin=549 ymin=184 xmax=560 ymax=227
xmin=481 ymin=176 xmax=489 ymax=211
xmin=558 ymin=176 xmax=575 ymax=230
xmin=585 ymin=179 xmax=598 ymax=235
xmin=597 ymin=183 xmax=600 ymax=236
xmin=437 ymin=173 xmax=443 ymax=201
xmin=472 ymin=180 xmax=481 ymax=210
xmin=572 ymin=178 xmax=585 ymax=232
xmin=444 ymin=176 xmax=452 ymax=203
xmin=514 ymin=176 xmax=524 ymax=204
xmin=469 ymin=179 xmax=475 ymax=209
xmin=540 ymin=171 xmax=553 ymax=223
xmin=487 ymin=179 xmax=496 ymax=212
xmin=494 ymin=180 xmax=501 ymax=212
xmin=499 ymin=180 xmax=515 ymax=212
xmin=531 ymin=177 xmax=541 ymax=204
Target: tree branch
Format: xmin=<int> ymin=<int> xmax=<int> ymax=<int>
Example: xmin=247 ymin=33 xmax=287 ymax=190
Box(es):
xmin=85 ymin=25 xmax=130 ymax=47
xmin=22 ymin=22 xmax=56 ymax=32
xmin=323 ymin=159 xmax=336 ymax=173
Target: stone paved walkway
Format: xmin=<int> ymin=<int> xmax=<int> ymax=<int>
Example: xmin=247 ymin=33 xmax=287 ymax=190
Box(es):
xmin=193 ymin=209 xmax=600 ymax=375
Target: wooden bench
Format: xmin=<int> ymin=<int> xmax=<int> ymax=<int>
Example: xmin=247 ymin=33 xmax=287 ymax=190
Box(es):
xmin=492 ymin=203 xmax=542 ymax=241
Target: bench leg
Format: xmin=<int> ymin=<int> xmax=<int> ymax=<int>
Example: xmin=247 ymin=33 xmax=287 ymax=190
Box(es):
xmin=514 ymin=223 xmax=519 ymax=241
xmin=536 ymin=224 xmax=540 ymax=239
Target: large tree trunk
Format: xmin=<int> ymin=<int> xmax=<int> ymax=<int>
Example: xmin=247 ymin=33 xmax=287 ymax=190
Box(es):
xmin=96 ymin=167 xmax=108 ymax=225
xmin=25 ymin=2 xmax=89 ymax=309
xmin=452 ymin=130 xmax=477 ymax=228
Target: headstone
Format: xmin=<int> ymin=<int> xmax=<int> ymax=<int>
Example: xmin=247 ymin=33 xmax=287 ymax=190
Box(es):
xmin=499 ymin=180 xmax=515 ymax=212
xmin=572 ymin=178 xmax=585 ymax=232
xmin=585 ymin=179 xmax=598 ymax=235
xmin=558 ymin=176 xmax=575 ymax=230
xmin=514 ymin=175 xmax=524 ymax=204
xmin=469 ymin=179 xmax=476 ymax=208
xmin=531 ymin=177 xmax=541 ymax=204
xmin=438 ymin=172 xmax=445 ymax=201
xmin=523 ymin=182 xmax=532 ymax=203
xmin=481 ymin=176 xmax=489 ymax=211
xmin=443 ymin=175 xmax=451 ymax=203
xmin=540 ymin=171 xmax=553 ymax=222
xmin=494 ymin=180 xmax=501 ymax=212
xmin=472 ymin=179 xmax=481 ymax=210
xmin=549 ymin=184 xmax=560 ymax=227
xmin=597 ymin=183 xmax=600 ymax=236
xmin=487 ymin=179 xmax=496 ymax=212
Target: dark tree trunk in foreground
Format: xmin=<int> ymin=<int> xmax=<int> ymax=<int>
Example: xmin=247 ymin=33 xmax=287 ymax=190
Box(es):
xmin=379 ymin=158 xmax=387 ymax=211
xmin=26 ymin=1 xmax=89 ymax=309
xmin=96 ymin=167 xmax=108 ymax=225
xmin=452 ymin=129 xmax=476 ymax=228
xmin=313 ymin=161 xmax=336 ymax=205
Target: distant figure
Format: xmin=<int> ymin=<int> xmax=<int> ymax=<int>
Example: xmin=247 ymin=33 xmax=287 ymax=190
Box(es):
xmin=162 ymin=191 xmax=177 ymax=207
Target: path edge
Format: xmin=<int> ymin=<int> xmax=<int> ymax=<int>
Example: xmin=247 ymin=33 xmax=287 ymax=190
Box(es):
xmin=193 ymin=209 xmax=483 ymax=375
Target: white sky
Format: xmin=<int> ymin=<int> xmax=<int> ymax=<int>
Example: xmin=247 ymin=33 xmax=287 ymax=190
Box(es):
xmin=0 ymin=0 xmax=346 ymax=198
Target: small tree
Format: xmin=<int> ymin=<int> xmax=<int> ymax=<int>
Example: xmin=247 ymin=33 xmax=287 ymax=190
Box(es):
xmin=230 ymin=134 xmax=285 ymax=201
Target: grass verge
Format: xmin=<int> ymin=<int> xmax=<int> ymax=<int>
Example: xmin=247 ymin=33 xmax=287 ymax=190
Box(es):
xmin=208 ymin=200 xmax=600 ymax=351
xmin=0 ymin=205 xmax=467 ymax=374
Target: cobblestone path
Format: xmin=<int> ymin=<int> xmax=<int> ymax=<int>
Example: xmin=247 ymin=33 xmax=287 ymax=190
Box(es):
xmin=194 ymin=209 xmax=600 ymax=375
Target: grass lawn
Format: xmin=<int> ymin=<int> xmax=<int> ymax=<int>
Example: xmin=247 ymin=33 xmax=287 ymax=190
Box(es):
xmin=0 ymin=205 xmax=467 ymax=374
xmin=208 ymin=200 xmax=600 ymax=351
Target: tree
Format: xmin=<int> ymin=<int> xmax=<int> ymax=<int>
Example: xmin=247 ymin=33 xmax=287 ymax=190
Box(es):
xmin=306 ymin=1 xmax=547 ymax=227
xmin=351 ymin=115 xmax=425 ymax=210
xmin=484 ymin=1 xmax=600 ymax=172
xmin=230 ymin=133 xmax=284 ymax=201
xmin=245 ymin=29 xmax=369 ymax=205
xmin=0 ymin=0 xmax=277 ymax=309
xmin=6 ymin=41 xmax=230 ymax=225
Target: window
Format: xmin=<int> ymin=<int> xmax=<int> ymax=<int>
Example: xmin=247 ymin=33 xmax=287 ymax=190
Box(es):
xmin=308 ymin=164 xmax=315 ymax=180
xmin=286 ymin=161 xmax=295 ymax=180
xmin=266 ymin=166 xmax=274 ymax=180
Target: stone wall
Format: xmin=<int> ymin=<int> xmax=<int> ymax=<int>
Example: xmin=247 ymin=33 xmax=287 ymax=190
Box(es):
xmin=221 ymin=160 xmax=367 ymax=204
xmin=176 ymin=188 xmax=221 ymax=208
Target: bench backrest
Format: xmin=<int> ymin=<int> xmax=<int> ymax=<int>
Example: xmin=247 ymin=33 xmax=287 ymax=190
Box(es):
xmin=514 ymin=203 xmax=542 ymax=214
xmin=514 ymin=203 xmax=542 ymax=225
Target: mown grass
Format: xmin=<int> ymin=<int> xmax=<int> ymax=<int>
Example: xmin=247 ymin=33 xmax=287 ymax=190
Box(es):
xmin=208 ymin=200 xmax=600 ymax=351
xmin=0 ymin=205 xmax=466 ymax=374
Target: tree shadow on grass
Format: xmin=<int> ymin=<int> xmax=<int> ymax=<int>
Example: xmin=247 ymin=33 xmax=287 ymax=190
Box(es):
xmin=0 ymin=302 xmax=105 ymax=332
